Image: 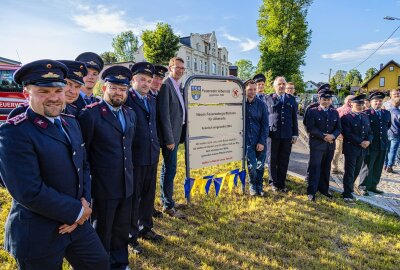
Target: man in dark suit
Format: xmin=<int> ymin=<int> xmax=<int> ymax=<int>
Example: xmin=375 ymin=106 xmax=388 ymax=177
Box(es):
xmin=358 ymin=92 xmax=391 ymax=195
xmin=74 ymin=52 xmax=104 ymax=111
xmin=0 ymin=60 xmax=108 ymax=269
xmin=125 ymin=62 xmax=163 ymax=255
xmin=305 ymin=88 xmax=341 ymax=202
xmin=266 ymin=76 xmax=299 ymax=192
xmin=157 ymin=57 xmax=187 ymax=219
xmin=79 ymin=66 xmax=136 ymax=269
xmin=341 ymin=94 xmax=373 ymax=203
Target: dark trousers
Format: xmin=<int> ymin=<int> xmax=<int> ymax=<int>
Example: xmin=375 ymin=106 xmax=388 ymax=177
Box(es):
xmin=131 ymin=164 xmax=158 ymax=238
xmin=269 ymin=138 xmax=292 ymax=188
xmin=160 ymin=145 xmax=179 ymax=209
xmin=343 ymin=154 xmax=364 ymax=198
xmin=307 ymin=147 xmax=334 ymax=195
xmin=359 ymin=150 xmax=386 ymax=190
xmin=246 ymin=145 xmax=267 ymax=192
xmin=16 ymin=225 xmax=109 ymax=270
xmin=92 ymin=196 xmax=132 ymax=270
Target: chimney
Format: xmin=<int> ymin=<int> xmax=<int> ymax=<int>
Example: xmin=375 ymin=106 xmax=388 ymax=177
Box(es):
xmin=380 ymin=63 xmax=383 ymax=70
xmin=229 ymin=66 xmax=238 ymax=77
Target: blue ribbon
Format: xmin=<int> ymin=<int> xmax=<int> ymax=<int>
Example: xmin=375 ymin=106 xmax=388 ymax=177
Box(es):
xmin=184 ymin=178 xmax=195 ymax=199
xmin=213 ymin=177 xmax=223 ymax=197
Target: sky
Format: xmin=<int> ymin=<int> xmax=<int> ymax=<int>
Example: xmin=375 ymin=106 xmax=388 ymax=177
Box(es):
xmin=1 ymin=0 xmax=400 ymax=83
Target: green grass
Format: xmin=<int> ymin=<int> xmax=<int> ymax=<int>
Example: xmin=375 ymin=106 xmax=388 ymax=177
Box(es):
xmin=1 ymin=147 xmax=399 ymax=269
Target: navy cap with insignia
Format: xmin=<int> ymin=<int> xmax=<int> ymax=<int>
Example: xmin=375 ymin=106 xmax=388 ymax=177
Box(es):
xmin=101 ymin=66 xmax=132 ymax=86
xmin=244 ymin=79 xmax=256 ymax=86
xmin=131 ymin=62 xmax=155 ymax=77
xmin=57 ymin=60 xmax=88 ymax=85
xmin=318 ymin=89 xmax=334 ymax=98
xmin=317 ymin=83 xmax=331 ymax=93
xmin=350 ymin=94 xmax=366 ymax=104
xmin=369 ymin=91 xmax=385 ymax=100
xmin=13 ymin=59 xmax=68 ymax=87
xmin=253 ymin=73 xmax=266 ymax=83
xmin=75 ymin=52 xmax=104 ymax=72
xmin=154 ymin=65 xmax=168 ymax=78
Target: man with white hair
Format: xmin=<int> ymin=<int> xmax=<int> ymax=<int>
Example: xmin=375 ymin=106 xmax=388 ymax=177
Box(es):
xmin=265 ymin=76 xmax=299 ymax=192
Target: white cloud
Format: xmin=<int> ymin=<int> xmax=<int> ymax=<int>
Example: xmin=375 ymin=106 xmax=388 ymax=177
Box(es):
xmin=239 ymin=38 xmax=259 ymax=52
xmin=72 ymin=4 xmax=158 ymax=35
xmin=321 ymin=38 xmax=400 ymax=61
xmin=223 ymin=33 xmax=241 ymax=42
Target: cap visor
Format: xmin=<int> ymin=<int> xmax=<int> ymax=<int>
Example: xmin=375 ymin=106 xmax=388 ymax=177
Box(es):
xmin=33 ymin=81 xmax=66 ymax=87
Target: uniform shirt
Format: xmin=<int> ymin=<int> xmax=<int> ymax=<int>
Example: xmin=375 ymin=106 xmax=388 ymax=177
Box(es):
xmin=104 ymin=100 xmax=126 ymax=131
xmin=245 ymin=97 xmax=269 ymax=147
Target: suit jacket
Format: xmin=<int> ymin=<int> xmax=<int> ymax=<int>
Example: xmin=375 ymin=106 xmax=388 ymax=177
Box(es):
xmin=72 ymin=94 xmax=101 ymax=112
xmin=0 ymin=109 xmax=92 ymax=259
xmin=388 ymin=107 xmax=400 ymax=138
xmin=266 ymin=93 xmax=299 ymax=139
xmin=306 ymin=107 xmax=341 ymax=151
xmin=78 ymin=100 xmax=136 ymax=199
xmin=157 ymin=77 xmax=185 ymax=146
xmin=363 ymin=109 xmax=391 ymax=151
xmin=341 ymin=112 xmax=373 ymax=157
xmin=125 ymin=90 xmax=160 ymax=166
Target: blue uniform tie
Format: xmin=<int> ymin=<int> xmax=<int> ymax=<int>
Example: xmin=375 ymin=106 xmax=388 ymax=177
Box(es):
xmin=113 ymin=110 xmax=125 ymax=132
xmin=54 ymin=119 xmax=69 ymax=142
xmin=142 ymin=97 xmax=150 ymax=113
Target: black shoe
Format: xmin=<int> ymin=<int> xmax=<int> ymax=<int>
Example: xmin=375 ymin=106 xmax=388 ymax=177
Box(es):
xmin=368 ymin=188 xmax=384 ymax=194
xmin=139 ymin=229 xmax=164 ymax=242
xmin=271 ymin=185 xmax=279 ymax=192
xmin=307 ymin=194 xmax=316 ymax=202
xmin=279 ymin=187 xmax=289 ymax=193
xmin=322 ymin=192 xmax=333 ymax=199
xmin=128 ymin=239 xmax=144 ymax=254
xmin=153 ymin=209 xmax=163 ymax=218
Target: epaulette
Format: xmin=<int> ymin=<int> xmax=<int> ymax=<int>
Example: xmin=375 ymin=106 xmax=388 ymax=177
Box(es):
xmin=69 ymin=103 xmax=77 ymax=108
xmin=122 ymin=104 xmax=133 ymax=110
xmin=85 ymin=102 xmax=99 ymax=109
xmin=6 ymin=112 xmax=28 ymax=125
xmin=61 ymin=113 xmax=76 ymax=118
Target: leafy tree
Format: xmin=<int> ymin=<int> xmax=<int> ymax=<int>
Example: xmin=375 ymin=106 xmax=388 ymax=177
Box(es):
xmin=141 ymin=23 xmax=180 ymax=65
xmin=257 ymin=0 xmax=312 ymax=79
xmin=289 ymin=71 xmax=305 ymax=93
xmin=329 ymin=77 xmax=337 ymax=92
xmin=112 ymin=31 xmax=138 ymax=62
xmin=235 ymin=59 xmax=256 ymax=81
xmin=100 ymin=51 xmax=118 ymax=64
xmin=332 ymin=70 xmax=346 ymax=86
xmin=351 ymin=76 xmax=360 ymax=86
xmin=364 ymin=67 xmax=378 ymax=82
xmin=343 ymin=69 xmax=362 ymax=89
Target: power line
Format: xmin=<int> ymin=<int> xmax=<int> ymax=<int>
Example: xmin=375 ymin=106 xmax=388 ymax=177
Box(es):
xmin=353 ymin=24 xmax=400 ymax=70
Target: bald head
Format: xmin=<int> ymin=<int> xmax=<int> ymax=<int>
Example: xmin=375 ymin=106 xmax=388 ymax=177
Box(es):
xmin=344 ymin=95 xmax=355 ymax=106
xmin=273 ymin=76 xmax=286 ymax=95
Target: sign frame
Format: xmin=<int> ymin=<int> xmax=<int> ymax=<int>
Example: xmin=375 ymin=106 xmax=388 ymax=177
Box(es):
xmin=184 ymin=75 xmax=246 ymax=202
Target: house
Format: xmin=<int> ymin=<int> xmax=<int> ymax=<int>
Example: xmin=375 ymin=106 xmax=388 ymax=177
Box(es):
xmin=134 ymin=31 xmax=231 ymax=83
xmin=361 ymin=60 xmax=400 ymax=92
xmin=305 ymin=81 xmax=318 ymax=92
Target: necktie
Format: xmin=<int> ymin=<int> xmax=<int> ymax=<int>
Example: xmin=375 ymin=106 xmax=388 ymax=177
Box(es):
xmin=142 ymin=97 xmax=150 ymax=113
xmin=84 ymin=96 xmax=92 ymax=105
xmin=376 ymin=110 xmax=381 ymax=117
xmin=280 ymin=95 xmax=284 ymax=103
xmin=54 ymin=119 xmax=69 ymax=142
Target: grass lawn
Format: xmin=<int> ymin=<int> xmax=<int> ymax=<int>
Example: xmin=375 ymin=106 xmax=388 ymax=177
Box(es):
xmin=1 ymin=147 xmax=399 ymax=270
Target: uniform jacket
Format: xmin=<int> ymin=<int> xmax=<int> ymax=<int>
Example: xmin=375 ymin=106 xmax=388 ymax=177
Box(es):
xmin=0 ymin=109 xmax=92 ymax=259
xmin=363 ymin=108 xmax=391 ymax=151
xmin=341 ymin=112 xmax=373 ymax=157
xmin=125 ymin=90 xmax=160 ymax=166
xmin=78 ymin=100 xmax=137 ymax=199
xmin=73 ymin=94 xmax=101 ymax=111
xmin=245 ymin=97 xmax=269 ymax=147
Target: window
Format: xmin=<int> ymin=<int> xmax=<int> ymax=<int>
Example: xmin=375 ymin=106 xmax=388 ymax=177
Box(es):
xmin=223 ymin=55 xmax=226 ymax=62
xmin=186 ymin=56 xmax=191 ymax=68
xmin=379 ymin=77 xmax=385 ymax=87
xmin=194 ymin=58 xmax=197 ymax=71
xmin=398 ymin=76 xmax=400 ymax=86
xmin=212 ymin=63 xmax=217 ymax=74
xmin=222 ymin=69 xmax=224 ymax=76
xmin=389 ymin=66 xmax=394 ymax=72
xmin=196 ymin=43 xmax=200 ymax=51
xmin=200 ymin=60 xmax=203 ymax=71
xmin=205 ymin=62 xmax=208 ymax=72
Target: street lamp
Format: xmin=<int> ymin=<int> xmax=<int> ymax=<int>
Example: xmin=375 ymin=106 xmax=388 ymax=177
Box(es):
xmin=320 ymin=68 xmax=332 ymax=81
xmin=384 ymin=16 xmax=400 ymax=20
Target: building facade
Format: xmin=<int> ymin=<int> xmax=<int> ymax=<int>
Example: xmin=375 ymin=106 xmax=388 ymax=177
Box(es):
xmin=361 ymin=60 xmax=400 ymax=92
xmin=134 ymin=31 xmax=231 ymax=83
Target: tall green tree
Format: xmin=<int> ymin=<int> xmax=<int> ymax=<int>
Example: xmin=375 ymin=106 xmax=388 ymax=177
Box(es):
xmin=100 ymin=51 xmax=118 ymax=64
xmin=235 ymin=59 xmax=256 ymax=81
xmin=141 ymin=23 xmax=180 ymax=65
xmin=257 ymin=0 xmax=312 ymax=79
xmin=289 ymin=71 xmax=305 ymax=93
xmin=112 ymin=31 xmax=138 ymax=62
xmin=343 ymin=69 xmax=362 ymax=89
xmin=364 ymin=67 xmax=378 ymax=82
xmin=332 ymin=70 xmax=347 ymax=86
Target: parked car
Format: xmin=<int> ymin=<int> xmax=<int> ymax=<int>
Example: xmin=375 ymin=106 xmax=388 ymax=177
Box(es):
xmin=298 ymin=94 xmax=341 ymax=115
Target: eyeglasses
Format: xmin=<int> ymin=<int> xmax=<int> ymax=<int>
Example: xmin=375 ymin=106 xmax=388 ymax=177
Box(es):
xmin=108 ymin=85 xmax=128 ymax=92
xmin=172 ymin=66 xmax=185 ymax=70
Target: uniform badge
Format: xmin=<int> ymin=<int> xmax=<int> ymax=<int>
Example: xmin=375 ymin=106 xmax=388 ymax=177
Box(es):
xmin=87 ymin=61 xmax=97 ymax=66
xmin=41 ymin=72 xmax=60 ymax=78
xmin=73 ymin=71 xmax=83 ymax=77
xmin=115 ymin=75 xmax=126 ymax=80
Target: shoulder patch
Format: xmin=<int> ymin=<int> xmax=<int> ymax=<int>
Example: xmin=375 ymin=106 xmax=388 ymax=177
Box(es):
xmin=122 ymin=104 xmax=133 ymax=110
xmin=69 ymin=103 xmax=77 ymax=108
xmin=6 ymin=113 xmax=28 ymax=125
xmin=85 ymin=102 xmax=99 ymax=109
xmin=61 ymin=113 xmax=75 ymax=118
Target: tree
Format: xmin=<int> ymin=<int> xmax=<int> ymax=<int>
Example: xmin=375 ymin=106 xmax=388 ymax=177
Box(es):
xmin=100 ymin=51 xmax=118 ymax=64
xmin=112 ymin=31 xmax=138 ymax=62
xmin=141 ymin=23 xmax=180 ymax=65
xmin=289 ymin=71 xmax=305 ymax=93
xmin=351 ymin=76 xmax=360 ymax=87
xmin=257 ymin=0 xmax=312 ymax=79
xmin=329 ymin=77 xmax=338 ymax=94
xmin=364 ymin=67 xmax=378 ymax=82
xmin=343 ymin=69 xmax=362 ymax=89
xmin=235 ymin=59 xmax=256 ymax=81
xmin=332 ymin=70 xmax=347 ymax=86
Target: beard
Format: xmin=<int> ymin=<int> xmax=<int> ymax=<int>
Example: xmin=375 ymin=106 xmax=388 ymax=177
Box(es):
xmin=43 ymin=101 xmax=63 ymax=117
xmin=108 ymin=94 xmax=127 ymax=107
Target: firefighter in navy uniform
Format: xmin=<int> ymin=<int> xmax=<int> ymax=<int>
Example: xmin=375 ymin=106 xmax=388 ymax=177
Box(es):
xmin=0 ymin=60 xmax=108 ymax=269
xmin=74 ymin=52 xmax=104 ymax=110
xmin=125 ymin=62 xmax=164 ymax=255
xmin=358 ymin=91 xmax=391 ymax=195
xmin=305 ymin=88 xmax=341 ymax=202
xmin=341 ymin=94 xmax=373 ymax=203
xmin=78 ymin=66 xmax=136 ymax=270
xmin=253 ymin=73 xmax=267 ymax=103
xmin=149 ymin=65 xmax=168 ymax=98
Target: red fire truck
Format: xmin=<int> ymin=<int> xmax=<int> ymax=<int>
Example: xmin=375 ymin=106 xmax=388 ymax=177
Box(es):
xmin=0 ymin=64 xmax=26 ymax=122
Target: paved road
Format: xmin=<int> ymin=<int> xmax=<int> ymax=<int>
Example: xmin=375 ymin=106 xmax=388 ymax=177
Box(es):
xmin=287 ymin=117 xmax=400 ymax=217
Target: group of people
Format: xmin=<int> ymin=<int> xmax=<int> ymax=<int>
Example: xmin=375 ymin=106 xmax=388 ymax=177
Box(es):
xmin=244 ymin=74 xmax=400 ymax=203
xmin=0 ymin=54 xmax=188 ymax=270
xmin=1 ymin=51 xmax=399 ymax=269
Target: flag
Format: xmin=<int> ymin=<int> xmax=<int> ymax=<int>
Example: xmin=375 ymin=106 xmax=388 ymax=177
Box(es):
xmin=238 ymin=170 xmax=246 ymax=189
xmin=184 ymin=178 xmax=195 ymax=199
xmin=213 ymin=177 xmax=223 ymax=197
